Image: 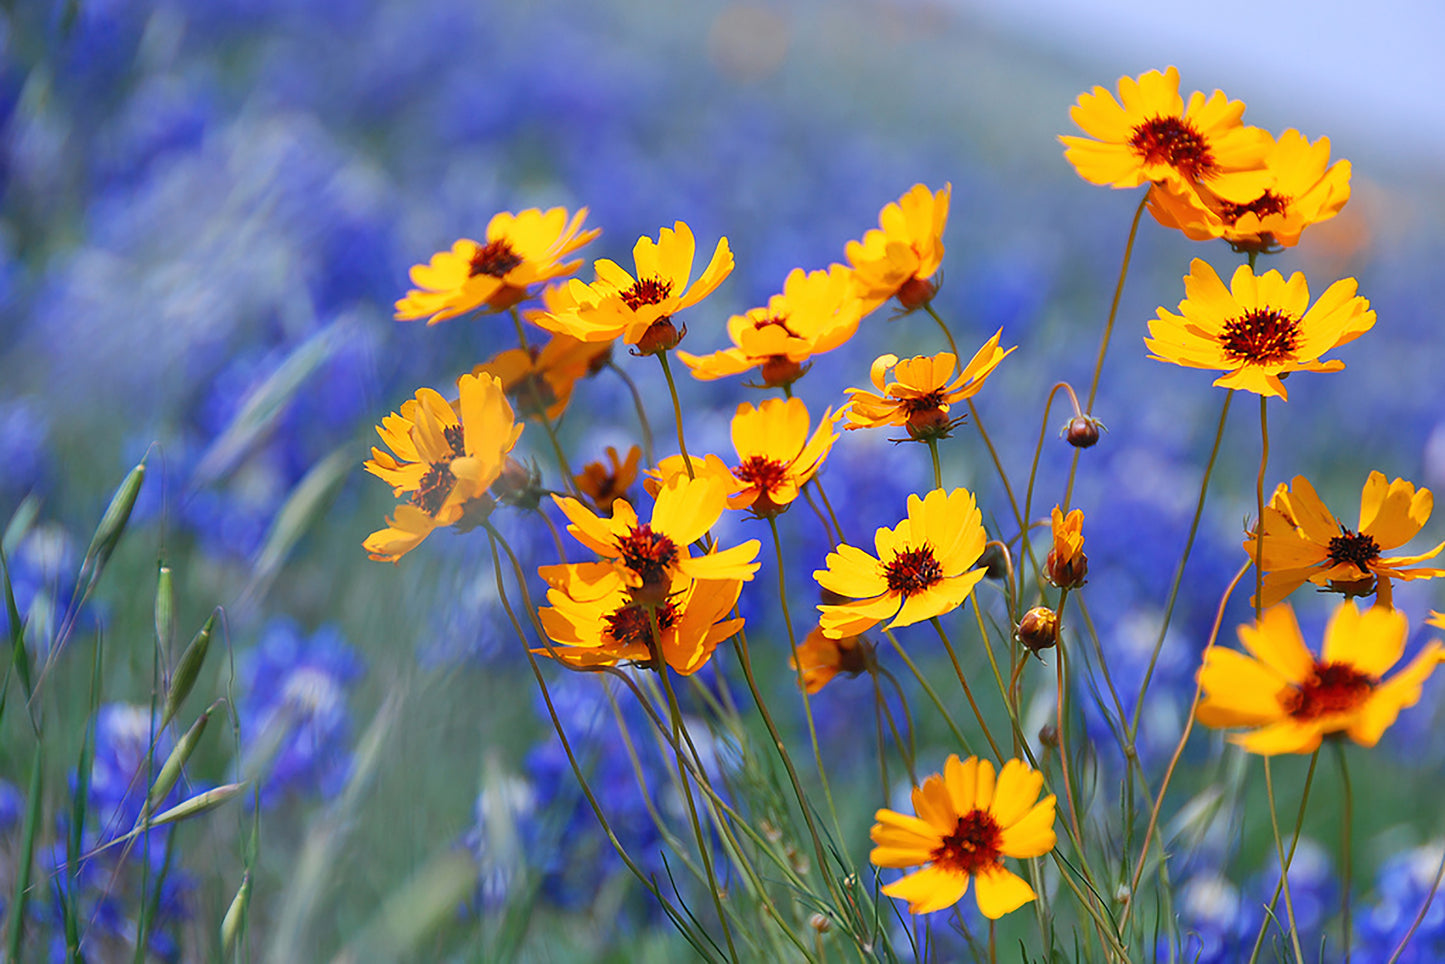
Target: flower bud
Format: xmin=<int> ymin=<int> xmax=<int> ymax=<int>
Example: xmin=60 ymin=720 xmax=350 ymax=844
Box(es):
xmin=1046 ymin=547 xmax=1088 ymax=589
xmin=634 ymin=318 xmax=683 ymax=355
xmin=760 ymin=355 xmax=805 ymax=388
xmin=1038 ymin=724 xmax=1058 ymax=749
xmin=1017 ymin=607 xmax=1058 ymax=653
xmin=1061 ymin=415 xmax=1105 ymax=449
xmin=895 ymin=275 xmax=937 ymax=311
xmin=979 ymin=542 xmax=1009 ymax=580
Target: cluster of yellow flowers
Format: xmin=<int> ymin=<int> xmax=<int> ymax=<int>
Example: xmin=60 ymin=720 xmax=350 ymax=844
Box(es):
xmin=359 ymin=64 xmax=1445 ymax=936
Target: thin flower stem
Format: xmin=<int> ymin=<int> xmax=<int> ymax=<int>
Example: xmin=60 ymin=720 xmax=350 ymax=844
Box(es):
xmin=657 ymin=351 xmax=695 ymax=479
xmin=809 ymin=477 xmax=847 ymax=545
xmin=967 ymin=399 xmax=1029 ymax=557
xmin=1050 ymin=590 xmax=1085 ymax=849
xmin=768 ymin=516 xmax=847 ymax=850
xmin=1255 ymin=394 xmax=1269 ymax=621
xmin=801 ymin=482 xmax=839 ymax=547
xmin=539 ymin=414 xmax=581 ymax=497
xmin=1129 ymin=389 xmax=1234 ymax=742
xmin=883 ymin=630 xmax=971 ymax=754
xmin=1248 ymin=749 xmax=1320 ymax=964
xmin=509 ymin=306 xmax=533 ymax=353
xmin=1021 ymin=382 xmax=1082 ymax=602
xmin=877 ymin=665 xmax=918 ymax=779
xmin=1263 ymin=755 xmax=1307 ymax=964
xmin=930 ymin=617 xmax=1002 ymax=760
xmin=1062 ymin=193 xmax=1148 ymax=510
xmin=1388 ymin=844 xmax=1445 ymax=964
xmin=539 ymin=509 xmax=569 ymax=564
xmin=926 ymin=438 xmax=943 ymax=491
xmin=1119 ymin=559 xmax=1250 ymax=935
xmin=1335 ymin=740 xmax=1354 ymax=961
xmin=607 ymin=360 xmax=656 ymax=467
xmin=923 ymin=302 xmax=960 ymax=358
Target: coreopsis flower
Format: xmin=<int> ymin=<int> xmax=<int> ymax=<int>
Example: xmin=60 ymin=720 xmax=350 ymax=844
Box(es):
xmin=538 ymin=221 xmax=733 ymax=354
xmin=650 ymin=398 xmax=840 ymax=517
xmin=1196 ymin=602 xmax=1443 ymax=755
xmin=1045 ymin=507 xmax=1088 ymax=589
xmin=552 ymin=475 xmax=760 ymax=603
xmin=472 ymin=332 xmax=608 ymax=422
xmin=363 ymin=373 xmax=523 ymax=561
xmin=790 ymin=625 xmax=874 ymax=693
xmin=575 ymin=445 xmax=643 ymax=513
xmin=845 ymin=183 xmax=950 ymax=312
xmin=814 ymin=487 xmax=988 ymax=638
xmin=536 ymin=564 xmax=744 ymax=675
xmin=1147 ymin=129 xmax=1352 ymax=252
xmin=871 ymin=754 xmax=1056 ymax=918
xmin=1060 ymin=67 xmax=1271 ymax=204
xmin=394 ymin=207 xmax=600 ymax=324
xmin=1245 ymin=472 xmax=1445 ymax=608
xmin=1145 ymin=259 xmax=1374 ymax=399
xmin=677 ymin=264 xmax=863 ymax=387
xmin=844 ymin=331 xmax=1014 ymax=440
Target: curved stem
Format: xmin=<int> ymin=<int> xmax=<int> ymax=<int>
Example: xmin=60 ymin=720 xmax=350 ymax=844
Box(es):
xmin=809 ymin=477 xmax=847 ymax=545
xmin=607 ymin=360 xmax=656 ymax=467
xmin=923 ymin=302 xmax=960 ymax=358
xmin=883 ymin=630 xmax=971 ymax=754
xmin=931 ymin=617 xmax=1002 ymax=760
xmin=1335 ymin=740 xmax=1354 ymax=961
xmin=1264 ymin=756 xmax=1306 ymax=964
xmin=657 ymin=351 xmax=695 ymax=479
xmin=1388 ymin=844 xmax=1445 ymax=963
xmin=1248 ymin=749 xmax=1320 ymax=964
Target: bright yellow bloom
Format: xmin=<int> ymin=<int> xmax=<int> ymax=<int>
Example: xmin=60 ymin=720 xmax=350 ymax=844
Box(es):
xmin=575 ymin=445 xmax=643 ymax=513
xmin=536 ymin=564 xmax=744 ymax=675
xmin=553 ymin=475 xmax=760 ymax=602
xmin=538 ymin=221 xmax=733 ymax=354
xmin=1060 ymin=67 xmax=1271 ymax=203
xmin=790 ymin=626 xmax=872 ymax=693
xmin=814 ymin=487 xmax=988 ymax=637
xmin=363 ymin=373 xmax=523 ymax=561
xmin=651 ymin=398 xmax=840 ymax=518
xmin=1147 ymin=129 xmax=1352 ymax=252
xmin=845 ymin=183 xmax=950 ymax=312
xmin=844 ymin=331 xmax=1014 ymax=439
xmin=472 ymin=332 xmax=608 ymax=422
xmin=677 ymin=265 xmax=863 ymax=387
xmin=1045 ymin=507 xmax=1088 ymax=589
xmin=394 ymin=207 xmax=600 ymax=324
xmin=1145 ymin=259 xmax=1374 ymax=399
xmin=1246 ymin=472 xmax=1445 ymax=609
xmin=871 ymin=754 xmax=1056 ymax=918
xmin=1196 ymin=602 xmax=1442 ymax=755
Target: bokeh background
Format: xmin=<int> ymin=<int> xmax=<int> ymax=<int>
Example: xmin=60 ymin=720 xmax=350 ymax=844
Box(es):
xmin=3 ymin=0 xmax=1445 ymax=959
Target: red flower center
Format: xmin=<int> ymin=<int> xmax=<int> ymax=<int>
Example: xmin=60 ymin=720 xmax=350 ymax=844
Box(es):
xmin=930 ymin=809 xmax=1003 ymax=876
xmin=616 ymin=524 xmax=679 ymax=589
xmin=885 ymin=546 xmax=944 ymax=596
xmin=734 ymin=456 xmax=790 ymax=496
xmin=469 ymin=239 xmax=524 ymax=278
xmin=1219 ymin=308 xmax=1301 ymax=364
xmin=1219 ymin=191 xmax=1292 ymax=225
xmin=901 ymin=390 xmax=946 ymax=414
xmin=621 ymin=276 xmax=675 ymax=311
xmin=1283 ymin=661 xmax=1376 ymax=721
xmin=605 ymin=600 xmax=680 ymax=652
xmin=1326 ymin=529 xmax=1381 ymax=570
xmin=409 ymin=424 xmax=468 ymax=514
xmin=1129 ymin=115 xmax=1218 ymax=181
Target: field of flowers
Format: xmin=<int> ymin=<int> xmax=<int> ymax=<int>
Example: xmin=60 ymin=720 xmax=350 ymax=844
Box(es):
xmin=5 ymin=0 xmax=1445 ymax=961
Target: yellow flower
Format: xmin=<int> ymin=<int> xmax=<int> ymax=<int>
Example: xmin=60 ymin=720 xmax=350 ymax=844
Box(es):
xmin=871 ymin=754 xmax=1056 ymax=918
xmin=845 ymin=183 xmax=950 ymax=312
xmin=1060 ymin=67 xmax=1271 ymax=203
xmin=1246 ymin=472 xmax=1445 ymax=608
xmin=1196 ymin=602 xmax=1443 ymax=755
xmin=1147 ymin=129 xmax=1352 ymax=252
xmin=844 ymin=331 xmax=1014 ymax=439
xmin=536 ymin=563 xmax=744 ymax=675
xmin=790 ymin=625 xmax=873 ymax=693
xmin=394 ymin=207 xmax=600 ymax=324
xmin=650 ymin=398 xmax=840 ymax=518
xmin=472 ymin=332 xmax=608 ymax=422
xmin=1145 ymin=259 xmax=1375 ymax=399
xmin=363 ymin=373 xmax=523 ymax=561
xmin=538 ymin=221 xmax=733 ymax=354
xmin=575 ymin=445 xmax=643 ymax=513
xmin=677 ymin=264 xmax=863 ymax=387
xmin=552 ymin=475 xmax=760 ymax=602
xmin=1045 ymin=507 xmax=1088 ymax=589
xmin=814 ymin=487 xmax=988 ymax=637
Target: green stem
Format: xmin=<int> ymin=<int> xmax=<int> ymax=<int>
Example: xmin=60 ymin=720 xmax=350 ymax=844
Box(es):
xmin=926 ymin=439 xmax=943 ymax=491
xmin=657 ymin=352 xmax=695 ymax=479
xmin=883 ymin=630 xmax=970 ymax=753
xmin=930 ymin=617 xmax=1001 ymax=760
xmin=607 ymin=360 xmax=656 ymax=467
xmin=509 ymin=306 xmax=533 ymax=353
xmin=1248 ymin=749 xmax=1320 ymax=964
xmin=1336 ymin=740 xmax=1353 ymax=962
xmin=1255 ymin=394 xmax=1269 ymax=621
xmin=923 ymin=302 xmax=960 ymax=358
xmin=1263 ymin=756 xmax=1306 ymax=964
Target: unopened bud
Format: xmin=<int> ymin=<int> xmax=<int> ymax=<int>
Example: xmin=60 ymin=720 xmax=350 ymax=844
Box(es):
xmin=760 ymin=355 xmax=805 ymax=388
xmin=1038 ymin=724 xmax=1058 ymax=749
xmin=809 ymin=913 xmax=832 ymax=934
xmin=1045 ymin=546 xmax=1088 ymax=590
xmin=904 ymin=405 xmax=952 ymax=440
xmin=979 ymin=542 xmax=1009 ymax=580
xmin=633 ymin=318 xmax=683 ymax=355
xmin=895 ymin=276 xmax=937 ymax=311
xmin=1061 ymin=415 xmax=1105 ymax=449
xmin=1017 ymin=607 xmax=1058 ymax=653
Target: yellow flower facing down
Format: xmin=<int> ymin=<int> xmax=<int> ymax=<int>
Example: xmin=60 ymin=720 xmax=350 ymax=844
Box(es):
xmin=844 ymin=330 xmax=1014 ymax=439
xmin=1196 ymin=602 xmax=1443 ymax=755
xmin=871 ymin=754 xmax=1056 ymax=919
xmin=363 ymin=373 xmax=524 ymax=561
xmin=1145 ymin=259 xmax=1375 ymax=399
xmin=472 ymin=332 xmax=609 ymax=422
xmin=845 ymin=183 xmax=950 ymax=312
xmin=575 ymin=445 xmax=643 ymax=513
xmin=1046 ymin=506 xmax=1088 ymax=589
xmin=536 ymin=563 xmax=744 ymax=675
xmin=538 ymin=221 xmax=733 ymax=354
xmin=1247 ymin=472 xmax=1445 ymax=609
xmin=1060 ymin=67 xmax=1271 ymax=203
xmin=677 ymin=264 xmax=863 ymax=387
xmin=814 ymin=487 xmax=988 ymax=638
xmin=790 ymin=625 xmax=873 ymax=693
xmin=553 ymin=474 xmax=761 ymax=602
xmin=395 ymin=207 xmax=600 ymax=324
xmin=1147 ymin=129 xmax=1352 ymax=252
